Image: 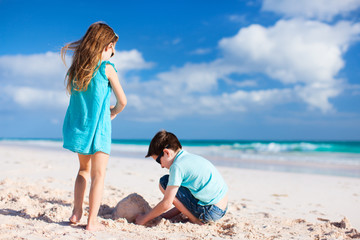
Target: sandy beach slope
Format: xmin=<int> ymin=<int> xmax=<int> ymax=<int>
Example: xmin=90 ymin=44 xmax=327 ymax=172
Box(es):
xmin=0 ymin=142 xmax=359 ymax=240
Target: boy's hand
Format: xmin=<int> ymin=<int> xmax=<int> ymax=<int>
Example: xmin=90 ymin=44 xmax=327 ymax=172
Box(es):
xmin=135 ymin=214 xmax=147 ymax=225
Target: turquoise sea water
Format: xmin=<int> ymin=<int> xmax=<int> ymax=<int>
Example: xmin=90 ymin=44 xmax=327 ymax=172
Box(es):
xmin=1 ymin=138 xmax=360 ymax=178
xmin=112 ymin=139 xmax=360 ymax=154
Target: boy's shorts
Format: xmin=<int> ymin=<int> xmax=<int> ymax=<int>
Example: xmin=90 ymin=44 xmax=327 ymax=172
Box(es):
xmin=159 ymin=174 xmax=227 ymax=223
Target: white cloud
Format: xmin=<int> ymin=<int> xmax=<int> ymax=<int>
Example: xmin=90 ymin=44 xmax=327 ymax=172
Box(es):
xmin=219 ymin=20 xmax=358 ymax=84
xmin=0 ymin=49 xmax=153 ymax=110
xmin=55 ymin=19 xmax=358 ymax=119
xmin=120 ymin=56 xmax=297 ymax=118
xmin=0 ymin=52 xmax=66 ymax=78
xmin=222 ymin=88 xmax=293 ymax=110
xmin=172 ymin=38 xmax=182 ymax=45
xmin=112 ymin=49 xmax=154 ymax=73
xmin=222 ymin=77 xmax=258 ymax=87
xmin=1 ymin=19 xmax=359 ymax=120
xmin=193 ymin=88 xmax=294 ymax=114
xmin=4 ymin=86 xmax=68 ymax=109
xmin=262 ymin=0 xmax=360 ymax=21
xmin=122 ymin=83 xmax=295 ymax=119
xmin=190 ymin=48 xmax=212 ymax=55
xmin=228 ymin=14 xmax=247 ymax=23
xmin=0 ymin=49 xmax=152 ymax=81
xmin=218 ymin=19 xmax=360 ymax=112
xmin=121 ymin=19 xmax=360 ymax=118
xmin=156 ymin=62 xmax=221 ymax=94
xmin=295 ymin=84 xmax=341 ymax=112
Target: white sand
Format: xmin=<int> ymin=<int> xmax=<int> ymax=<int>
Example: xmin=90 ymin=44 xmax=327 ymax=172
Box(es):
xmin=0 ymin=142 xmax=359 ymax=240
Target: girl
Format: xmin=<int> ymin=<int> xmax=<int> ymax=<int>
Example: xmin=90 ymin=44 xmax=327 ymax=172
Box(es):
xmin=61 ymin=22 xmax=127 ymax=231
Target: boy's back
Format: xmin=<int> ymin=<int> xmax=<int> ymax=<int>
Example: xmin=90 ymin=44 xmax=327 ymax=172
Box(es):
xmin=168 ymin=150 xmax=228 ymax=206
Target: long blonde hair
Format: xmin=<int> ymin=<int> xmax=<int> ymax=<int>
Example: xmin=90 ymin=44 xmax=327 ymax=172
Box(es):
xmin=61 ymin=22 xmax=119 ymax=93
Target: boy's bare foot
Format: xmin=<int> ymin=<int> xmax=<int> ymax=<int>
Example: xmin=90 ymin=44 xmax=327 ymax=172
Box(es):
xmin=86 ymin=221 xmax=105 ymax=231
xmin=69 ymin=210 xmax=82 ymax=224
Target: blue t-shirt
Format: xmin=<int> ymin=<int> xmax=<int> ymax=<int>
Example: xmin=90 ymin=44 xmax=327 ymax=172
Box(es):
xmin=168 ymin=150 xmax=228 ymax=206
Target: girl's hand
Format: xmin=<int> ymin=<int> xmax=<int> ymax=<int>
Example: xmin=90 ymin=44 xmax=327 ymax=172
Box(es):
xmin=110 ymin=105 xmax=117 ymax=120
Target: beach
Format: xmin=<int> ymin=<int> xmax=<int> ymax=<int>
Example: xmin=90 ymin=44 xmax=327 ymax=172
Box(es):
xmin=0 ymin=141 xmax=359 ymax=240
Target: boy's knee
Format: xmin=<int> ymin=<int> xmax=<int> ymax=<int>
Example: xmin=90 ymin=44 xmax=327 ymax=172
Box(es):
xmin=159 ymin=175 xmax=169 ymax=190
xmin=158 ymin=183 xmax=165 ymax=194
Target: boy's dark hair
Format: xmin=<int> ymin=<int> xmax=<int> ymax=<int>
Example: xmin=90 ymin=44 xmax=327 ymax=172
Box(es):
xmin=145 ymin=130 xmax=182 ymax=157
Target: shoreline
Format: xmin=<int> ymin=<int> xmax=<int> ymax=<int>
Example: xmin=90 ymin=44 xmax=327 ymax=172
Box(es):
xmin=1 ymin=139 xmax=359 ymax=178
xmin=0 ymin=142 xmax=360 ymax=239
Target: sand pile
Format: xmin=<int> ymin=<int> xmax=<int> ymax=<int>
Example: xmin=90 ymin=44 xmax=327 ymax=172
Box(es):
xmin=112 ymin=193 xmax=151 ymax=222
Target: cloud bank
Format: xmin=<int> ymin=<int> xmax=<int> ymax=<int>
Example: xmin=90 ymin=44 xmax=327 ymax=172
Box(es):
xmin=262 ymin=0 xmax=360 ymax=21
xmin=121 ymin=19 xmax=360 ymax=117
xmin=0 ymin=50 xmax=152 ymax=111
xmin=218 ymin=19 xmax=360 ymax=112
xmin=1 ymin=1 xmax=360 ymax=122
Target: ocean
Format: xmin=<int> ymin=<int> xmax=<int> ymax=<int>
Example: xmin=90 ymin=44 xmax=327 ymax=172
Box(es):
xmin=1 ymin=139 xmax=360 ymax=178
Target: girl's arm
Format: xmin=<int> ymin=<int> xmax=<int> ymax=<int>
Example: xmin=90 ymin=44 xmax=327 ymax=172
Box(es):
xmin=105 ymin=64 xmax=127 ymax=120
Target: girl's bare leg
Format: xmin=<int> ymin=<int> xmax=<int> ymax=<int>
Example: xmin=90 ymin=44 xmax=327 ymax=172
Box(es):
xmin=159 ymin=184 xmax=203 ymax=225
xmin=70 ymin=154 xmax=91 ymax=224
xmin=86 ymin=151 xmax=109 ymax=231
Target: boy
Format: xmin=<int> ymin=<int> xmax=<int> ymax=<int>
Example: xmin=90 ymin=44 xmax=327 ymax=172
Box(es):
xmin=135 ymin=130 xmax=228 ymax=225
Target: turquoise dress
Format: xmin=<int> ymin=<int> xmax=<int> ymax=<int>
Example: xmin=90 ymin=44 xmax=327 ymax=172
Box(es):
xmin=62 ymin=61 xmax=116 ymax=155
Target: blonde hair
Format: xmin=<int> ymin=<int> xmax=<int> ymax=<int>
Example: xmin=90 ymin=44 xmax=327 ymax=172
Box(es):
xmin=61 ymin=22 xmax=119 ymax=93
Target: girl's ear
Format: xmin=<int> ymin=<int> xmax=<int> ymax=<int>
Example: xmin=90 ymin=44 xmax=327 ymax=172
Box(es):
xmin=104 ymin=42 xmax=113 ymax=51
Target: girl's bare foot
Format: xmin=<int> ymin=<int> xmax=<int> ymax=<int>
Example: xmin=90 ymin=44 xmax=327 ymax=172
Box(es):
xmin=69 ymin=209 xmax=82 ymax=224
xmin=86 ymin=221 xmax=105 ymax=231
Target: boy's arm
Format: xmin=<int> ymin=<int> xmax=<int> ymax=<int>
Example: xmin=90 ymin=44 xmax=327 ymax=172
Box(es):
xmin=135 ymin=185 xmax=179 ymax=225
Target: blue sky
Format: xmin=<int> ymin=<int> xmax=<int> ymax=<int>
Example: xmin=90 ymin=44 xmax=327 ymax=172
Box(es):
xmin=1 ymin=0 xmax=360 ymax=140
